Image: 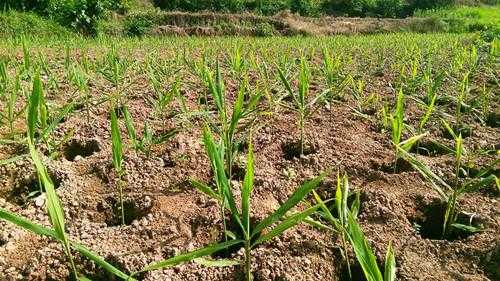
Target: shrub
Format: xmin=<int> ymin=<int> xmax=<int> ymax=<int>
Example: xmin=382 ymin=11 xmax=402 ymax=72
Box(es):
xmin=374 ymin=0 xmax=409 ymax=18
xmin=152 ymin=0 xmax=245 ymax=12
xmin=249 ymin=0 xmax=290 ymax=15
xmin=0 ymin=10 xmax=72 ymax=37
xmin=255 ymin=22 xmax=276 ymax=36
xmin=3 ymin=0 xmax=128 ymax=36
xmin=290 ymin=0 xmax=323 ymax=16
xmin=410 ymin=0 xmax=455 ymax=10
xmin=124 ymin=13 xmax=154 ymax=36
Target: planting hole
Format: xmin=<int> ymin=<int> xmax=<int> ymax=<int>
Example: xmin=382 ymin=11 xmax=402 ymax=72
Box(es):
xmin=8 ymin=172 xmax=62 ymax=206
xmin=378 ymin=158 xmax=413 ymax=174
xmin=231 ymin=163 xmax=246 ymax=181
xmin=482 ymin=245 xmax=500 ymax=280
xmin=213 ymin=217 xmax=260 ymax=258
xmin=410 ymin=200 xmax=483 ymax=241
xmin=64 ymin=139 xmax=100 ymax=161
xmin=485 ymin=112 xmax=499 ymax=128
xmin=339 ymin=261 xmax=380 ymax=281
xmin=104 ymin=197 xmax=153 ymax=226
xmin=281 ymin=141 xmax=318 ymax=160
xmin=442 ymin=124 xmax=472 ymax=139
xmin=411 ymin=140 xmax=450 ymax=156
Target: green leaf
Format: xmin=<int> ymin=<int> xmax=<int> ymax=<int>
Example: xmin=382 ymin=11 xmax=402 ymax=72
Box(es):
xmin=384 ymin=242 xmax=396 ymax=281
xmin=441 ymin=119 xmax=457 ymax=140
xmin=277 ymin=65 xmax=294 ymax=100
xmin=461 ymin=175 xmax=498 ymax=194
xmin=398 ymin=133 xmax=427 ymax=153
xmin=419 ymin=92 xmax=436 ymax=130
xmin=122 ymin=106 xmax=137 ymax=149
xmin=189 ymin=178 xmax=221 ymax=201
xmin=450 ymin=223 xmax=482 ymax=233
xmin=251 ymin=172 xmax=327 ymax=238
xmin=0 ymin=208 xmax=56 ymax=238
xmin=346 ymin=212 xmax=383 ymax=281
xmin=241 ymin=140 xmax=254 ymax=238
xmin=229 ymin=84 xmax=245 ymax=139
xmin=193 ymin=257 xmax=240 ymax=267
xmin=139 ymin=240 xmax=244 ymax=273
xmin=253 ymin=205 xmax=319 ymax=247
xmin=397 ymin=148 xmax=450 ymax=199
xmin=312 ymin=190 xmax=337 ymax=226
xmin=0 ymin=154 xmax=28 ymax=166
xmin=27 ymin=72 xmax=42 ymax=143
xmin=73 ymin=242 xmax=134 ymax=280
xmin=41 ymin=101 xmax=75 ymax=140
xmin=203 ymin=126 xmax=243 ymax=231
xmin=110 ymin=107 xmax=123 ymax=175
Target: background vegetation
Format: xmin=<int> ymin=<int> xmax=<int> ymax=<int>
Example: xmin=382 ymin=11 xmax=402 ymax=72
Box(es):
xmin=1 ymin=0 xmax=498 ymax=37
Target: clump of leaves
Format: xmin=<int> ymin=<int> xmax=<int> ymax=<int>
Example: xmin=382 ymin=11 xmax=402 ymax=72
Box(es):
xmin=122 ymin=105 xmax=177 ymax=157
xmin=312 ymin=173 xmax=396 ymax=281
xmin=389 ymin=89 xmax=425 ymax=171
xmin=203 ymin=62 xmax=260 ymax=179
xmin=191 ymin=126 xmax=326 ymax=280
xmin=399 ymin=137 xmax=498 ymax=239
xmin=277 ymin=58 xmax=329 ymax=156
xmin=110 ymin=104 xmax=125 ymax=225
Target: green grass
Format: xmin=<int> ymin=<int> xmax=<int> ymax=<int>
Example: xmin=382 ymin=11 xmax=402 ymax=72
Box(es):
xmin=0 ymin=10 xmax=72 ymax=38
xmin=415 ymin=5 xmax=500 ymax=34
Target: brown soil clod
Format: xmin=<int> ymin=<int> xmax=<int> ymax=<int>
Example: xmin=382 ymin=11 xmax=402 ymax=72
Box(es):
xmin=63 ymin=139 xmax=101 ymax=161
xmin=281 ymin=141 xmax=318 ymax=160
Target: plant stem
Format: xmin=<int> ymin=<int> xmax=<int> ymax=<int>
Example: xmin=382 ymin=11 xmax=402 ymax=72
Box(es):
xmin=64 ymin=245 xmax=78 ymax=280
xmin=394 ymin=149 xmax=398 ymax=173
xmin=341 ymin=233 xmax=352 ymax=278
xmin=300 ymin=112 xmax=305 ymax=156
xmin=245 ymin=239 xmax=251 ymax=281
xmin=118 ymin=175 xmax=125 ymax=225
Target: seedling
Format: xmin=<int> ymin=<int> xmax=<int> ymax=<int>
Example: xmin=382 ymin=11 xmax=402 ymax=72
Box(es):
xmin=204 ymin=62 xmax=260 ymax=179
xmin=191 ymin=127 xmax=326 ymax=280
xmin=312 ymin=173 xmax=395 ymax=281
xmin=99 ymin=46 xmax=129 ymax=105
xmin=400 ymin=142 xmax=498 ymax=239
xmin=311 ymin=172 xmax=359 ymax=278
xmin=389 ymin=89 xmax=424 ymax=170
xmin=69 ymin=64 xmax=91 ymax=123
xmin=277 ymin=58 xmax=329 ymax=156
xmin=1 ymin=86 xmax=132 ymax=278
xmin=122 ymin=105 xmax=177 ymax=157
xmin=228 ymin=45 xmax=246 ymax=78
xmin=0 ymin=72 xmax=23 ymax=138
xmin=110 ymin=104 xmax=125 ymax=225
xmin=25 ymin=72 xmax=75 ymax=157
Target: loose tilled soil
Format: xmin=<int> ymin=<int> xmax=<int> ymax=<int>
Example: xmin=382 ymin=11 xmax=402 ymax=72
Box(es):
xmin=0 ymin=44 xmax=499 ymax=281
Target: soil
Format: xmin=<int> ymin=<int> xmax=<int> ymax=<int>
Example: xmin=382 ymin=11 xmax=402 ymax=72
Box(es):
xmin=0 ymin=37 xmax=499 ymax=281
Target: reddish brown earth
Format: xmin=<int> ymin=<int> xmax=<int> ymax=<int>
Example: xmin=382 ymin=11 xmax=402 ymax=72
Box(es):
xmin=0 ymin=38 xmax=499 ymax=281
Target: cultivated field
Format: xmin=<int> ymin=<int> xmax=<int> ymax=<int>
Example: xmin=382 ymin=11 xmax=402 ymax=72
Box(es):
xmin=0 ymin=34 xmax=498 ymax=280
